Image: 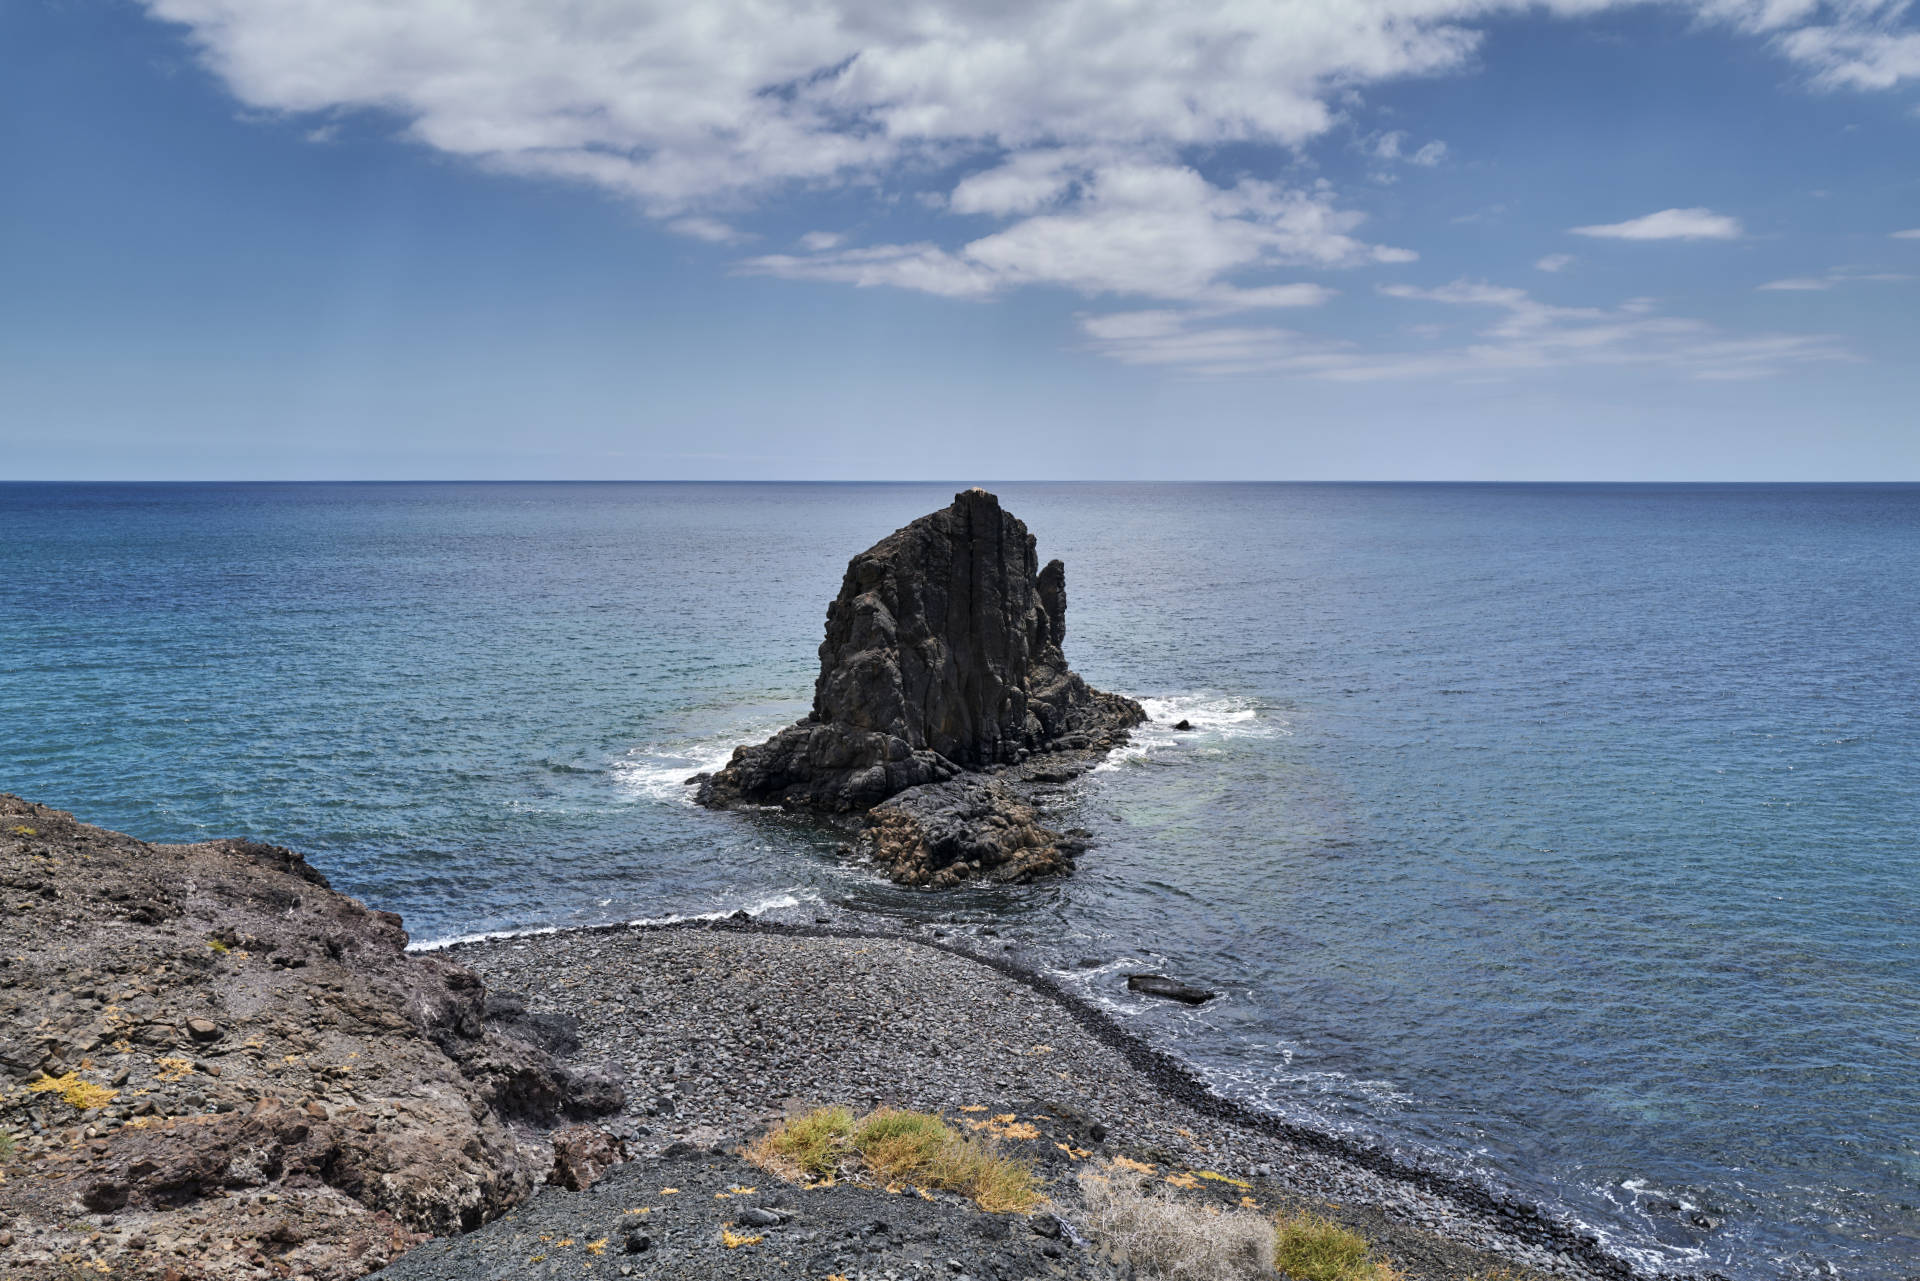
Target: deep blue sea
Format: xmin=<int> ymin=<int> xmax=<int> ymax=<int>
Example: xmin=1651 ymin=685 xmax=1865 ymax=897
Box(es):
xmin=2 ymin=482 xmax=1915 ymax=1278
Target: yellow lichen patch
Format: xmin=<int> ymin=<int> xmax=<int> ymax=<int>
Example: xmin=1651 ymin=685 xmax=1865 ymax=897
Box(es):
xmin=1198 ymin=1170 xmax=1252 ymax=1189
xmin=584 ymin=1238 xmax=608 ymax=1256
xmin=154 ymin=1057 xmax=194 ymax=1083
xmin=1241 ymin=1195 xmax=1262 ymax=1209
xmin=623 ymin=1207 xmax=652 ymax=1215
xmin=28 ymin=1074 xmax=117 ymax=1110
xmin=1056 ymin=1142 xmax=1092 ymax=1160
xmin=728 ymin=1185 xmax=756 ymax=1194
xmin=1110 ymin=1156 xmax=1156 ymax=1174
xmin=660 ymin=1187 xmax=679 ymax=1195
xmin=555 ymin=1238 xmax=574 ymax=1247
xmin=10 ymin=826 xmax=35 ymax=836
xmin=1165 ymin=1172 xmax=1201 ymax=1190
xmin=528 ymin=1256 xmax=545 ymax=1264
xmin=1027 ymin=1044 xmax=1054 ymax=1055
xmin=714 ymin=1192 xmax=731 ymax=1199
xmin=721 ymin=1226 xmax=764 ymax=1249
xmin=206 ymin=939 xmax=230 ymax=955
xmin=959 ymin=1105 xmax=987 ymax=1113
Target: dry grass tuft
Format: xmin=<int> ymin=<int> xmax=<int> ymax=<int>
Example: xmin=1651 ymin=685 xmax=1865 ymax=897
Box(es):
xmin=747 ymin=1104 xmax=854 ymax=1182
xmin=748 ymin=1105 xmax=1040 ymax=1214
xmin=1078 ymin=1160 xmax=1275 ymax=1280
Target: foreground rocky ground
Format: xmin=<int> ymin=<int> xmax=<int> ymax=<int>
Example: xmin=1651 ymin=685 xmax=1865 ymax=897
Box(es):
xmin=0 ymin=796 xmax=622 ymax=1280
xmin=395 ymin=922 xmax=1640 ymax=1281
xmin=1 ymin=797 xmax=1644 ymax=1281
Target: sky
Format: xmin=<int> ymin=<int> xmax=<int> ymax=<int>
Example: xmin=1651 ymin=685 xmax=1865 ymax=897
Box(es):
xmin=2 ymin=0 xmax=1917 ymax=480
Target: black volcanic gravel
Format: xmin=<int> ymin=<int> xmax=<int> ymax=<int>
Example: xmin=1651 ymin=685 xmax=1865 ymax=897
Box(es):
xmin=385 ymin=919 xmax=1645 ymax=1281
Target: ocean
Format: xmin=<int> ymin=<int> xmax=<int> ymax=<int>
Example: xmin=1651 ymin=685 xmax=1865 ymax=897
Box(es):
xmin=2 ymin=481 xmax=1914 ymax=1278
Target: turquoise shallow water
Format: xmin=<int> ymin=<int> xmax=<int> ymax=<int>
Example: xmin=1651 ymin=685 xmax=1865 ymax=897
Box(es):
xmin=2 ymin=481 xmax=1916 ymax=1278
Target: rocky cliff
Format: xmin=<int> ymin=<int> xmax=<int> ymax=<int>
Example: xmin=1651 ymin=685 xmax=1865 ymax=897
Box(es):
xmin=0 ymin=795 xmax=623 ymax=1280
xmin=694 ymin=489 xmax=1144 ymax=884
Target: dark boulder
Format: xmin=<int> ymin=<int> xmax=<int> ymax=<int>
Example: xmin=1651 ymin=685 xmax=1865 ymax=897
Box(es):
xmin=1126 ymin=974 xmax=1218 ymax=1004
xmin=695 ymin=489 xmax=1143 ymax=815
xmin=863 ymin=774 xmax=1090 ymax=887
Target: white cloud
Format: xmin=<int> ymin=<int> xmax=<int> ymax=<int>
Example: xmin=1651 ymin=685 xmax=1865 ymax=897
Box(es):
xmin=1894 ymin=229 xmax=1920 ymax=239
xmin=1775 ymin=24 xmax=1920 ymax=89
xmin=668 ymin=217 xmax=751 ymax=244
xmin=739 ymin=243 xmax=999 ymax=298
xmin=133 ymin=0 xmax=1908 ymax=375
xmin=1757 ymin=267 xmax=1912 ymax=289
xmin=1369 ymin=131 xmax=1448 ymax=166
xmin=1084 ymin=278 xmax=1852 ymax=379
xmin=743 ymin=160 xmax=1392 ymax=306
xmin=1535 ymin=253 xmax=1575 ymax=272
xmin=1570 ymin=208 xmax=1746 ymax=240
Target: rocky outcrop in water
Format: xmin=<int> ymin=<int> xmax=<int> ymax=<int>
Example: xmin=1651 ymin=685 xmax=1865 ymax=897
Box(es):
xmin=0 ymin=795 xmax=623 ymax=1281
xmin=694 ymin=489 xmax=1144 ymax=884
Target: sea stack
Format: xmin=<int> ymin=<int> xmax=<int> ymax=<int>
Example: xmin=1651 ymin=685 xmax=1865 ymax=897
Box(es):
xmin=694 ymin=488 xmax=1144 ymax=884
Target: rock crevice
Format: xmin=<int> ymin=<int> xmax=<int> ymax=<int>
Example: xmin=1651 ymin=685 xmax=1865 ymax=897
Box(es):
xmin=694 ymin=489 xmax=1144 ymax=883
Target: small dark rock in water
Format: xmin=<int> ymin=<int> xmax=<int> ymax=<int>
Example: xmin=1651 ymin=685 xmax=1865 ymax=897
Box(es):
xmin=1173 ymin=719 xmax=1193 ymax=731
xmin=1126 ymin=974 xmax=1217 ymax=1004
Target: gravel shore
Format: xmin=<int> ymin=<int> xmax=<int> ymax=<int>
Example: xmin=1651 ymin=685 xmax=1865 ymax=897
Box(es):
xmin=398 ymin=917 xmax=1645 ymax=1281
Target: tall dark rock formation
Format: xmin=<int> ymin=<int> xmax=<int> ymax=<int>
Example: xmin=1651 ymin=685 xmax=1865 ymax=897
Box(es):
xmin=694 ymin=489 xmax=1144 ymax=882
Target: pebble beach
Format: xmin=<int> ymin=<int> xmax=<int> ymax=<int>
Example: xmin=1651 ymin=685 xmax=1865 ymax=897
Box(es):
xmin=401 ymin=918 xmax=1637 ymax=1281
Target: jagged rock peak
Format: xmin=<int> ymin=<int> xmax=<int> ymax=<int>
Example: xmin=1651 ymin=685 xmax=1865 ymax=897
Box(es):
xmin=695 ymin=489 xmax=1143 ymax=814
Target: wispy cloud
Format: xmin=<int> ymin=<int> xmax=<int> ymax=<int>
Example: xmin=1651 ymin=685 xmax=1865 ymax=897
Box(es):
xmin=1535 ymin=254 xmax=1575 ymax=272
xmin=1570 ymin=208 xmax=1745 ymax=240
xmin=1756 ymin=267 xmax=1911 ymax=290
xmin=668 ymin=217 xmax=752 ymax=245
xmin=1775 ymin=24 xmax=1920 ymax=90
xmin=742 ymin=162 xmax=1395 ymax=307
xmin=1894 ymin=228 xmax=1920 ymax=239
xmin=1370 ymin=131 xmax=1448 ymax=166
xmin=1083 ymin=279 xmax=1852 ymax=381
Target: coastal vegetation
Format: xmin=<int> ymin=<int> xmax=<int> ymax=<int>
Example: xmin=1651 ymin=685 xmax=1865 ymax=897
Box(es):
xmin=748 ymin=1104 xmax=1043 ymax=1213
xmin=1079 ymin=1158 xmax=1407 ymax=1281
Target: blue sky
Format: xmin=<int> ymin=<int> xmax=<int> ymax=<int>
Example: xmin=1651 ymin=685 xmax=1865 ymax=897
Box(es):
xmin=3 ymin=0 xmax=1916 ymax=480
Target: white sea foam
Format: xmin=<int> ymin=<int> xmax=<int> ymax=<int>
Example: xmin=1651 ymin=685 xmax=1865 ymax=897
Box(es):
xmin=406 ymin=889 xmax=824 ymax=952
xmin=621 ymin=889 xmax=822 ymax=927
xmin=1095 ymin=692 xmax=1288 ymax=772
xmin=611 ymin=717 xmax=796 ymax=804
